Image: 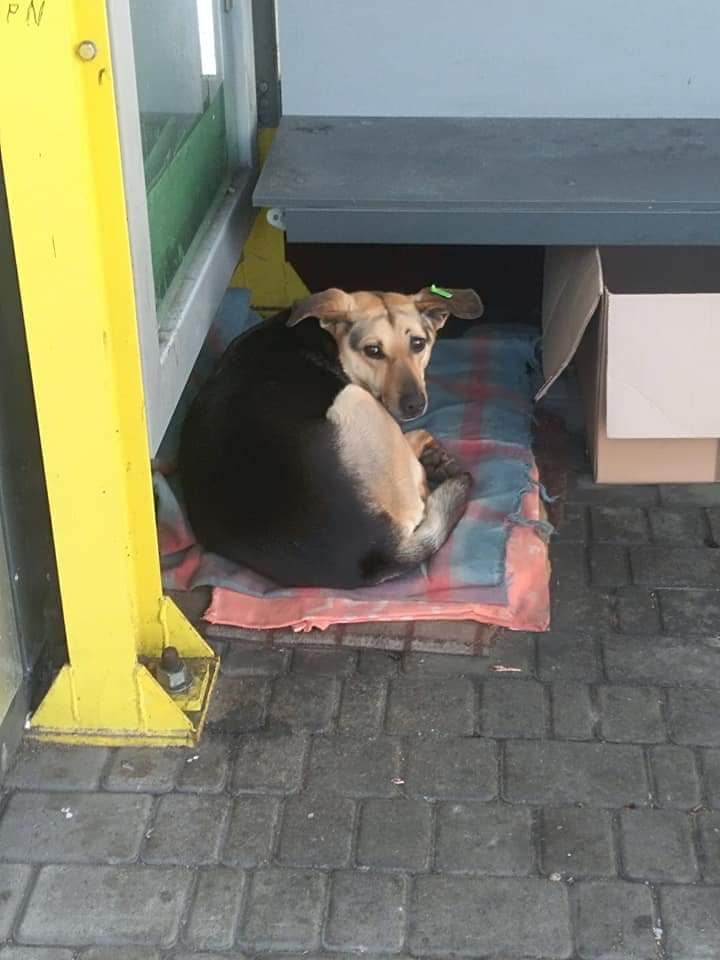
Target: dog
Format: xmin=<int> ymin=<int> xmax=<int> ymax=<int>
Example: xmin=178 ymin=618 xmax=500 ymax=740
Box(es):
xmin=179 ymin=286 xmax=484 ymax=588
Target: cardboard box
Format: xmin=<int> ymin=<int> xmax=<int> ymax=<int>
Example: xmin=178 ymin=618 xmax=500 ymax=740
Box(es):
xmin=537 ymin=247 xmax=720 ymax=483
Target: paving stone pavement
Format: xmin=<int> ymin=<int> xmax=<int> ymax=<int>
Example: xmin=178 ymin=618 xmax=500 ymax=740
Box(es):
xmin=3 ymin=472 xmax=720 ymax=957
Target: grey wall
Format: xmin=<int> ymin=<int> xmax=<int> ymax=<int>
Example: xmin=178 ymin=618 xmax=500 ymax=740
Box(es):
xmin=277 ymin=0 xmax=720 ymax=118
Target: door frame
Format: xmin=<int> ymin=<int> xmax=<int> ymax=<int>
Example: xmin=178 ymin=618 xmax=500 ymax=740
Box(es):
xmin=107 ymin=0 xmax=259 ymax=452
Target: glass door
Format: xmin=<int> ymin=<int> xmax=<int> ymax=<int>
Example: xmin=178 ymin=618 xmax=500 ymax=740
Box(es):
xmin=108 ymin=0 xmax=258 ymax=452
xmin=131 ymin=0 xmax=229 ymax=311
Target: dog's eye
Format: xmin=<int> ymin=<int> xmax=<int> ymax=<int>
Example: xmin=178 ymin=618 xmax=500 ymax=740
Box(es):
xmin=410 ymin=336 xmax=427 ymax=353
xmin=363 ymin=344 xmax=384 ymax=359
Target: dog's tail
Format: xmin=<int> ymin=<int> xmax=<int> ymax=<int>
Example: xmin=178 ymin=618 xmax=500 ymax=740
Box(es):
xmin=395 ymin=472 xmax=472 ymax=568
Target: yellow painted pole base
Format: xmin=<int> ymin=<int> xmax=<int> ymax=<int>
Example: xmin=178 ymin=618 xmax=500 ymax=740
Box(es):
xmin=231 ymin=129 xmax=309 ymax=314
xmin=27 ymin=598 xmax=219 ymax=748
xmin=2 ymin=1 xmax=221 ymax=747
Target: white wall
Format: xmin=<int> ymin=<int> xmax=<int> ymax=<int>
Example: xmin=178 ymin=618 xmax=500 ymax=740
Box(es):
xmin=277 ymin=0 xmax=720 ymax=118
xmin=130 ymin=0 xmax=204 ymax=115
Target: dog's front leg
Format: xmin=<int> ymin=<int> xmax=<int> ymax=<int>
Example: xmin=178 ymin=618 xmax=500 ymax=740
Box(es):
xmin=405 ymin=430 xmax=466 ymax=493
xmin=404 ymin=430 xmax=435 ymax=498
xmin=404 ymin=429 xmax=435 ymax=459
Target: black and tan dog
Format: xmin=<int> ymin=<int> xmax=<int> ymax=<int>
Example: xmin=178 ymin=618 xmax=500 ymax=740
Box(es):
xmin=179 ymin=286 xmax=484 ymax=588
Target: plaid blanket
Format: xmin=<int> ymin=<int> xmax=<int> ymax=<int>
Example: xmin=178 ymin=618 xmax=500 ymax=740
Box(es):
xmin=156 ymin=289 xmax=551 ymax=632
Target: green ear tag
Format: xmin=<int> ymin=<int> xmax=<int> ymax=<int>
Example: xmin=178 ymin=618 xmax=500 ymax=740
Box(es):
xmin=430 ymin=284 xmax=453 ymax=299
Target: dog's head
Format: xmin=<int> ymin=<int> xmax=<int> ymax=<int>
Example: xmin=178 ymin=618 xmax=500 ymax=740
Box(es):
xmin=287 ymin=287 xmax=484 ymax=421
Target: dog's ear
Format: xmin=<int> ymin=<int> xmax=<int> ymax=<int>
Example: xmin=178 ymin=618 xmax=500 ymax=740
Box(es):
xmin=414 ymin=287 xmax=484 ymax=330
xmin=287 ymin=288 xmax=353 ymax=328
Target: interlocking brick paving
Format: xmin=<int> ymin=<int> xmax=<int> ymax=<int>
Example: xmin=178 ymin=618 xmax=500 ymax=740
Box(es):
xmin=4 ymin=410 xmax=720 ymax=958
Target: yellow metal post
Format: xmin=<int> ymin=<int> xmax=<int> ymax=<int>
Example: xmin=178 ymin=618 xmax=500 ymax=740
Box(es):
xmin=231 ymin=129 xmax=309 ymax=313
xmin=0 ymin=0 xmax=217 ymax=745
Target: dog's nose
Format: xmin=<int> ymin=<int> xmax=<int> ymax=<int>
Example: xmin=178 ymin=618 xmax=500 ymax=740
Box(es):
xmin=399 ymin=392 xmax=425 ymax=420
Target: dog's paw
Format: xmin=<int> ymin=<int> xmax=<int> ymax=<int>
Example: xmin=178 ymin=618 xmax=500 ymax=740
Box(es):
xmin=419 ymin=444 xmax=449 ymax=489
xmin=420 ymin=441 xmax=468 ymax=490
xmin=419 ymin=442 xmax=444 ymax=469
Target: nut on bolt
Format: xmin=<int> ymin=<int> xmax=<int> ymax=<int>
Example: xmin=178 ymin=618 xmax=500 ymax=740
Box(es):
xmin=157 ymin=646 xmax=192 ymax=694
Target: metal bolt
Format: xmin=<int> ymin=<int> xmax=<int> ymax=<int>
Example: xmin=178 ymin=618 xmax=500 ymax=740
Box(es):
xmin=161 ymin=647 xmax=182 ymax=672
xmin=76 ymin=40 xmax=98 ymax=62
xmin=267 ymin=207 xmax=286 ymax=230
xmin=156 ymin=646 xmax=192 ymax=694
xmin=259 ymin=81 xmax=270 ymax=93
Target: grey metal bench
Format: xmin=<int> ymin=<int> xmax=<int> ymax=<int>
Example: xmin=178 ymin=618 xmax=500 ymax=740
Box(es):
xmin=254 ymin=117 xmax=720 ymax=246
